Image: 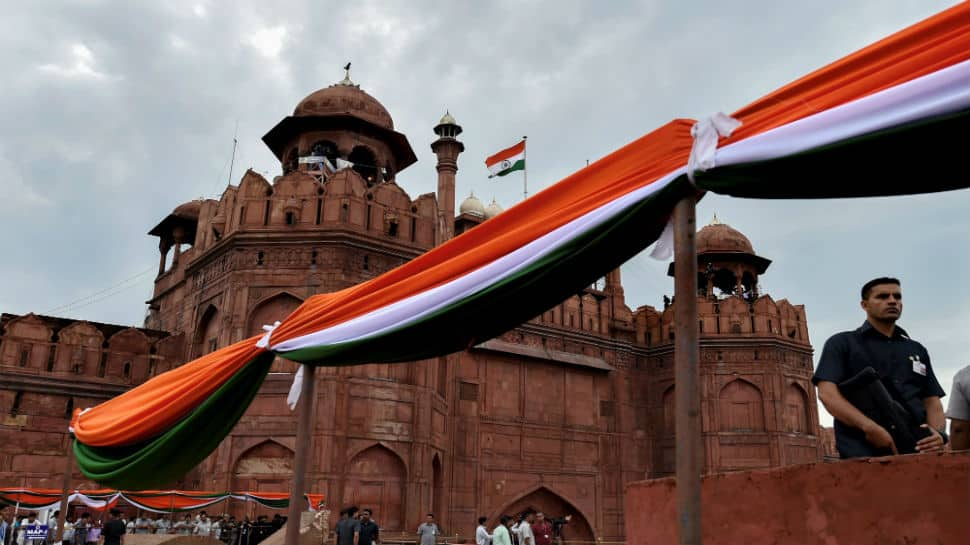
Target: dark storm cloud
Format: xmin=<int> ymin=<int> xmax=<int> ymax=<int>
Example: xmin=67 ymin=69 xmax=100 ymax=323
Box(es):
xmin=1 ymin=1 xmax=966 ymax=423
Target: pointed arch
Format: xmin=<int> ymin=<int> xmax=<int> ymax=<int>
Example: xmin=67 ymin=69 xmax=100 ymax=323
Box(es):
xmin=348 ymin=145 xmax=379 ymax=185
xmin=248 ymin=292 xmax=304 ymax=373
xmin=662 ymin=385 xmax=676 ymax=435
xmin=247 ymin=292 xmax=304 ymax=337
xmin=487 ymin=485 xmax=596 ymax=542
xmin=344 ymin=444 xmax=407 ymax=531
xmin=193 ymin=304 xmax=221 ymax=358
xmin=231 ymin=439 xmax=295 ymax=518
xmin=233 ymin=439 xmax=295 ymax=474
xmin=784 ymin=382 xmax=811 ymax=433
xmin=345 ymin=441 xmax=409 ymax=476
xmin=719 ymin=378 xmax=765 ymax=431
xmin=431 ymin=453 xmax=443 ymax=523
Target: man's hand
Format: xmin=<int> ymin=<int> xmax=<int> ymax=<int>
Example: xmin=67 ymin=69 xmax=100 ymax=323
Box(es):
xmin=862 ymin=422 xmax=898 ymax=454
xmin=916 ymin=424 xmax=945 ymax=453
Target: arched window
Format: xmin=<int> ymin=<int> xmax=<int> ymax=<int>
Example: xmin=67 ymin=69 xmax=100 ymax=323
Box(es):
xmin=193 ymin=305 xmax=221 ymax=358
xmin=283 ymin=148 xmax=298 ymax=174
xmin=345 ymin=446 xmax=407 ymax=531
xmin=309 ymin=140 xmax=338 ymax=167
xmin=248 ymin=293 xmax=304 ymax=373
xmin=719 ymin=379 xmax=765 ymax=431
xmin=10 ymin=391 xmax=23 ymax=416
xmin=232 ymin=440 xmax=295 ymax=518
xmin=662 ymin=386 xmax=676 ymax=435
xmin=19 ymin=345 xmax=31 ymax=367
xmin=784 ymin=384 xmax=811 ymax=433
xmin=349 ymin=146 xmax=379 ymax=185
xmin=46 ymin=345 xmax=57 ymax=372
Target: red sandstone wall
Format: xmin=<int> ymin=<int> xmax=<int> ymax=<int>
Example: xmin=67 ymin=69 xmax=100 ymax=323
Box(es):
xmin=625 ymin=451 xmax=970 ymax=545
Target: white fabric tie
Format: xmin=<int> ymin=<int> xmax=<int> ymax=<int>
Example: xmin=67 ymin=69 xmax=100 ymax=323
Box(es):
xmin=253 ymin=319 xmax=305 ymax=411
xmin=687 ymin=112 xmax=742 ymax=184
xmin=287 ymin=365 xmax=305 ymax=411
xmin=255 ymin=320 xmax=281 ymax=349
xmin=651 ymin=112 xmax=742 ymax=261
xmin=68 ymin=407 xmax=92 ymax=434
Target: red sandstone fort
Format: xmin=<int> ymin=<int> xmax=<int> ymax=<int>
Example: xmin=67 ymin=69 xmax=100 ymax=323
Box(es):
xmin=0 ymin=75 xmax=835 ymax=542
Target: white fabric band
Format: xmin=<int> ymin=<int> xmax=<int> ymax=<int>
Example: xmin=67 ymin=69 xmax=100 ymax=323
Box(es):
xmin=687 ymin=112 xmax=742 ymax=184
xmin=287 ymin=365 xmax=305 ymax=411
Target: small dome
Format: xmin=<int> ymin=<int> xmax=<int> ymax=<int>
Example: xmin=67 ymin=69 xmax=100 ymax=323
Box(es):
xmin=484 ymin=198 xmax=504 ymax=219
xmin=172 ymin=200 xmax=201 ymax=220
xmin=696 ymin=215 xmax=755 ymax=255
xmin=459 ymin=191 xmax=485 ymax=217
xmin=293 ymin=84 xmax=394 ymax=129
xmin=439 ymin=111 xmax=458 ymax=125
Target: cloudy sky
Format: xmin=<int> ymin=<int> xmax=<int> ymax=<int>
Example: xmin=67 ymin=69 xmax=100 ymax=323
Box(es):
xmin=1 ymin=1 xmax=966 ymax=426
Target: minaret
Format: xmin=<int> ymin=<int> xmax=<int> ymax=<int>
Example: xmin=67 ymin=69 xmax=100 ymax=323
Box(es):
xmin=431 ymin=111 xmax=464 ymax=243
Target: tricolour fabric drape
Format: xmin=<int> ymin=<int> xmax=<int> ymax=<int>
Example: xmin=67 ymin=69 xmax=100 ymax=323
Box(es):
xmin=70 ymin=2 xmax=970 ymax=489
xmin=0 ymin=488 xmax=324 ymax=513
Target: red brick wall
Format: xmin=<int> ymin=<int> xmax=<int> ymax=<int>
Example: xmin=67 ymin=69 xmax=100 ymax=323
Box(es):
xmin=624 ymin=451 xmax=970 ymax=544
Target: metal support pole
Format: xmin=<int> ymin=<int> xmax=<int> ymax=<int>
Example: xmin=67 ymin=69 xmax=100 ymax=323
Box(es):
xmin=673 ymin=195 xmax=702 ymax=545
xmin=285 ymin=363 xmax=317 ymax=545
xmin=55 ymin=438 xmax=75 ymax=542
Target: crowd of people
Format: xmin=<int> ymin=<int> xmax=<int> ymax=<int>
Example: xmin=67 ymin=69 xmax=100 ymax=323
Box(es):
xmin=334 ymin=507 xmax=571 ymax=545
xmin=0 ymin=508 xmax=286 ymax=545
xmin=477 ymin=511 xmax=571 ymax=545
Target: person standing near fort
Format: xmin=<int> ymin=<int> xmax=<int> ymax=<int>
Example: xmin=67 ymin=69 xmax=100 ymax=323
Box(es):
xmin=101 ymin=510 xmax=126 ymax=545
xmin=416 ymin=514 xmax=440 ymax=545
xmin=492 ymin=516 xmax=513 ymax=545
xmin=813 ymin=277 xmax=947 ymax=457
xmin=945 ymin=364 xmax=970 ymax=450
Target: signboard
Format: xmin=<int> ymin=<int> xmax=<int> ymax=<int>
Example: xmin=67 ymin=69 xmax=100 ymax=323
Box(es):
xmin=24 ymin=524 xmax=49 ymax=541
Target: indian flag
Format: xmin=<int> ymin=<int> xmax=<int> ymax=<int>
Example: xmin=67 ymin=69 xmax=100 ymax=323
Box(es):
xmin=486 ymin=140 xmax=525 ymax=177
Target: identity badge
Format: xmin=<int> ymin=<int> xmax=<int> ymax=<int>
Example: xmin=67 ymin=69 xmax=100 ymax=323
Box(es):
xmin=910 ymin=355 xmax=927 ymax=376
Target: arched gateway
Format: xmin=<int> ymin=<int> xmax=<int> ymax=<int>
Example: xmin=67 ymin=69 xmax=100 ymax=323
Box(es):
xmin=490 ymin=486 xmax=595 ymax=543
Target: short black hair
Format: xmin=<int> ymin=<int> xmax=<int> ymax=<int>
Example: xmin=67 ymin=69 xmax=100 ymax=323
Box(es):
xmin=427 ymin=513 xmax=434 ymax=518
xmin=110 ymin=509 xmax=122 ymax=517
xmin=861 ymin=277 xmax=900 ymax=300
xmin=362 ymin=508 xmax=372 ymax=515
xmin=500 ymin=515 xmax=511 ymax=525
xmin=478 ymin=516 xmax=487 ymax=525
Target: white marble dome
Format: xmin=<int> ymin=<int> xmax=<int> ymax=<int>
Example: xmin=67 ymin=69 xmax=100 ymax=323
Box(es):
xmin=459 ymin=191 xmax=485 ymax=217
xmin=484 ymin=198 xmax=504 ymax=219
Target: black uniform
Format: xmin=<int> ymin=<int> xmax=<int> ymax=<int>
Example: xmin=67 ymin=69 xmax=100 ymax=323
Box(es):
xmin=358 ymin=520 xmax=379 ymax=545
xmin=813 ymin=321 xmax=945 ymax=458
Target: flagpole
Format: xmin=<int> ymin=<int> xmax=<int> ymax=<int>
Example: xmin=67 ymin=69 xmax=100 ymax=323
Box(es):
xmin=227 ymin=121 xmax=238 ymax=186
xmin=522 ymin=136 xmax=528 ymax=200
xmin=55 ymin=438 xmax=75 ymax=542
xmin=284 ymin=363 xmax=316 ymax=545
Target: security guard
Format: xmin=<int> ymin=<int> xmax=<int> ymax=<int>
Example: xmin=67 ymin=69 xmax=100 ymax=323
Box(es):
xmin=813 ymin=277 xmax=947 ymax=458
